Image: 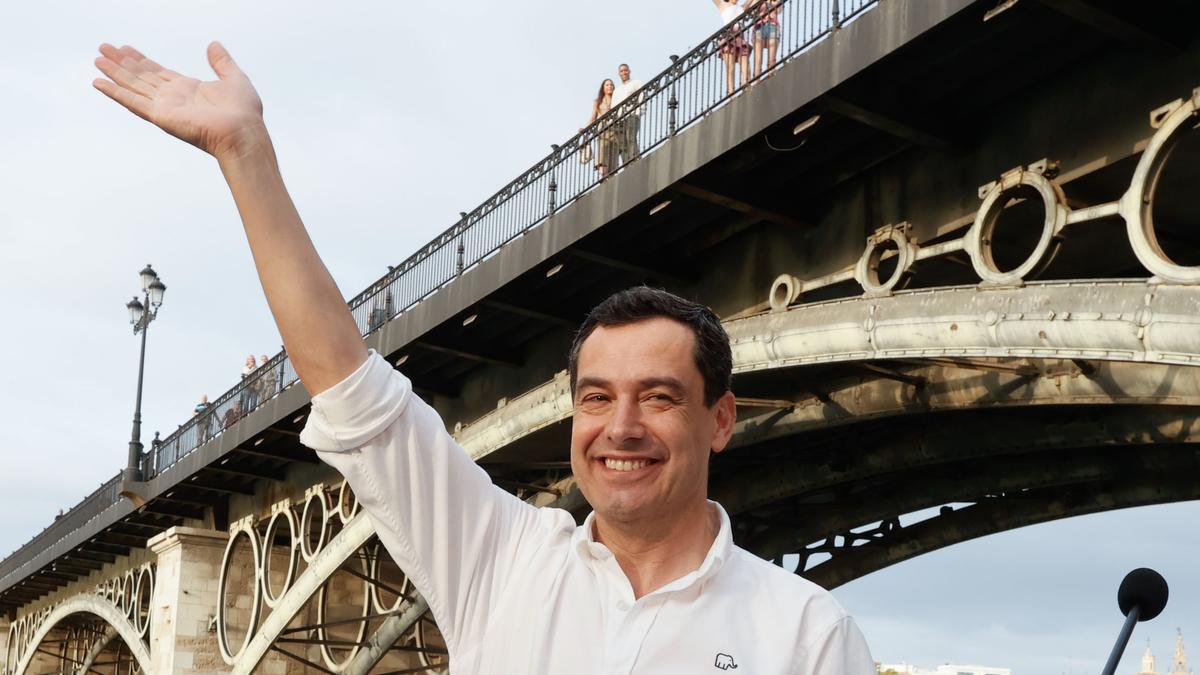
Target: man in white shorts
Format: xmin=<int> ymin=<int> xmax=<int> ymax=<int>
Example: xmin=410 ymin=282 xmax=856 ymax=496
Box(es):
xmin=93 ymin=41 xmax=874 ymax=674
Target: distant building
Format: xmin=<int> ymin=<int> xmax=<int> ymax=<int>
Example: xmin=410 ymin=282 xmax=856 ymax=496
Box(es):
xmin=1169 ymin=630 xmax=1193 ymax=675
xmin=878 ymin=664 xmax=1010 ymax=675
xmin=1134 ymin=630 xmax=1192 ymax=675
xmin=1141 ymin=640 xmax=1161 ymax=675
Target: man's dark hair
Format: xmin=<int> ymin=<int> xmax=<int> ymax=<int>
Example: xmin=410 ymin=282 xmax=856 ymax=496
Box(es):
xmin=618 ymin=63 xmax=630 ymax=69
xmin=568 ymin=287 xmax=732 ymax=406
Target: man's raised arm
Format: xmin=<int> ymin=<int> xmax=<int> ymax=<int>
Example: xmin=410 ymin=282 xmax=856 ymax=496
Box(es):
xmin=93 ymin=42 xmax=366 ymax=395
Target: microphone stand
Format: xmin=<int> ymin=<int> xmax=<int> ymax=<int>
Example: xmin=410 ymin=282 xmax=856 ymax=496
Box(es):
xmin=1100 ymin=604 xmax=1140 ymax=675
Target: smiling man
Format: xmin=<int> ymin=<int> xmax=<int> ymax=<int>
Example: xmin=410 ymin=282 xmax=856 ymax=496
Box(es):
xmin=94 ymin=42 xmax=873 ymax=674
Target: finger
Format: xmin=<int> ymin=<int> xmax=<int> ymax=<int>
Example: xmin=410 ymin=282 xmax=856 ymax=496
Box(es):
xmin=119 ymin=45 xmax=182 ymax=83
xmin=207 ymin=41 xmax=242 ymax=81
xmin=94 ymin=55 xmax=155 ymax=97
xmin=93 ymin=78 xmax=153 ymax=122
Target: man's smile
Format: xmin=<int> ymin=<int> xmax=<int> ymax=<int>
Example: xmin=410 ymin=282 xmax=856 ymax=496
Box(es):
xmin=595 ymin=455 xmax=663 ymax=478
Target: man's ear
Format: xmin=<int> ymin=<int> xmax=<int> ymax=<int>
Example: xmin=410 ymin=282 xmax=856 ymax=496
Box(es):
xmin=709 ymin=391 xmax=737 ymax=455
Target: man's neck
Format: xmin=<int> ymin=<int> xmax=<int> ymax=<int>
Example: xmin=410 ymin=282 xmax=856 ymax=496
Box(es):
xmin=593 ymin=501 xmax=720 ymax=599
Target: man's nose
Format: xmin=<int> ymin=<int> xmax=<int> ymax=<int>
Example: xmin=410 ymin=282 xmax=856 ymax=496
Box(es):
xmin=606 ymin=397 xmax=646 ymax=445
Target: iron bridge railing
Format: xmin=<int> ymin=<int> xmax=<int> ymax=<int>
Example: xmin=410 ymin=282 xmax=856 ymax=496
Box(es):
xmin=0 ymin=0 xmax=878 ymax=588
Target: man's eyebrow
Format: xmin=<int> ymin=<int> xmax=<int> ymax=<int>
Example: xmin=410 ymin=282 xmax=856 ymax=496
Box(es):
xmin=638 ymin=377 xmax=686 ymax=393
xmin=574 ymin=376 xmax=687 ymax=393
xmin=575 ymin=376 xmax=611 ymax=392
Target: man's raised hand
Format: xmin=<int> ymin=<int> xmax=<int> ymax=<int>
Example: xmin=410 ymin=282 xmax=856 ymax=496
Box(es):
xmin=93 ymin=42 xmax=267 ymax=162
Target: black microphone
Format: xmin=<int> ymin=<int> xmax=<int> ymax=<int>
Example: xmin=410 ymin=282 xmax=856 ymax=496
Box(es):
xmin=1100 ymin=568 xmax=1169 ymax=675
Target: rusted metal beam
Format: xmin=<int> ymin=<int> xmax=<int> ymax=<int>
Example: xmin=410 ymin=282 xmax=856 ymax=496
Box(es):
xmin=138 ymin=501 xmax=203 ymax=521
xmin=855 ymin=363 xmax=927 ymax=388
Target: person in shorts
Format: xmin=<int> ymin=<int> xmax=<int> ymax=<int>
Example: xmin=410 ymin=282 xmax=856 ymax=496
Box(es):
xmin=752 ymin=0 xmax=782 ymax=78
xmin=713 ymin=0 xmax=752 ymax=96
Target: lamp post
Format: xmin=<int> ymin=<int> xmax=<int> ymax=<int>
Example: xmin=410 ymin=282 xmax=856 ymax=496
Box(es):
xmin=123 ymin=264 xmax=166 ymax=484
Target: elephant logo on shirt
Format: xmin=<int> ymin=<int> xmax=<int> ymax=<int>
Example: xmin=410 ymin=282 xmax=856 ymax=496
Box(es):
xmin=714 ymin=653 xmax=738 ymax=670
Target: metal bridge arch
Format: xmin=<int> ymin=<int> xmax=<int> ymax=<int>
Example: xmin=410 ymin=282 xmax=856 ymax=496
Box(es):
xmin=219 ymin=490 xmax=444 ymax=675
xmin=10 ymin=594 xmax=149 ymax=675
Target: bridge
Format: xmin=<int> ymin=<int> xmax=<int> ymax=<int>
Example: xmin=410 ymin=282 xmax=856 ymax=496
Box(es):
xmin=5 ymin=0 xmax=1200 ymax=671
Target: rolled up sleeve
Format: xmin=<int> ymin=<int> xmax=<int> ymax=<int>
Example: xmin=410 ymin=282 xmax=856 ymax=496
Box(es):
xmin=299 ymin=350 xmax=412 ymax=452
xmin=298 ymin=350 xmax=551 ymax=658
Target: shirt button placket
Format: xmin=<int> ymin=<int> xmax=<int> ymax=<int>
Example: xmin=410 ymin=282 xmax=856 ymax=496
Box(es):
xmin=615 ymin=598 xmax=664 ymax=675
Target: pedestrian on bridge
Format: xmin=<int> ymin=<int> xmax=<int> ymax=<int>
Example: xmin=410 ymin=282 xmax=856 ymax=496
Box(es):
xmin=750 ymin=0 xmax=782 ymax=79
xmin=584 ymin=78 xmax=618 ymax=178
xmin=713 ymin=0 xmax=753 ymax=96
xmin=92 ymin=41 xmax=874 ymax=674
xmin=611 ymin=63 xmax=645 ymax=168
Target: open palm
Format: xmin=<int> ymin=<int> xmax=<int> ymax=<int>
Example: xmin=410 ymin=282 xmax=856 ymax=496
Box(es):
xmin=94 ymin=42 xmax=265 ymax=160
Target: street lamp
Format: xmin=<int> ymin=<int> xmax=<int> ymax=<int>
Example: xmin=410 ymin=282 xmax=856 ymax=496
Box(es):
xmin=123 ymin=264 xmax=166 ymax=485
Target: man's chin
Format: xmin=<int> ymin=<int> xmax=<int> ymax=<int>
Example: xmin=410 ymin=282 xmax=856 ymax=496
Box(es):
xmin=593 ymin=497 xmax=656 ymax=527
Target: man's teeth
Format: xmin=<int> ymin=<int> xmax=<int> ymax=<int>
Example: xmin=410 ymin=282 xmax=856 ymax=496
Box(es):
xmin=604 ymin=458 xmax=649 ymax=471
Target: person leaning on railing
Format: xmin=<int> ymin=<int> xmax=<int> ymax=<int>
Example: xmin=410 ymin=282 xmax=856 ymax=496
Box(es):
xmin=93 ymin=41 xmax=874 ymax=674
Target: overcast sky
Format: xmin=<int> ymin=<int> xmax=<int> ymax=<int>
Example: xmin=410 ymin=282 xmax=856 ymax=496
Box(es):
xmin=1 ymin=2 xmax=1197 ymax=673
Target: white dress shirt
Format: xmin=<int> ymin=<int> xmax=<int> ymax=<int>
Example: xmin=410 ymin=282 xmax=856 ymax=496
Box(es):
xmin=611 ymin=78 xmax=645 ymax=110
xmin=301 ymin=351 xmax=875 ymax=674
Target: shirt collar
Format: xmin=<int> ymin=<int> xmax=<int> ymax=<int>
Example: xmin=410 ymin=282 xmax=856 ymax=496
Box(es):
xmin=571 ymin=500 xmax=733 ymax=589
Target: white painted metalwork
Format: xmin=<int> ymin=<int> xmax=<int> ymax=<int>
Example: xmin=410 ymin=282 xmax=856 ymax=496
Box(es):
xmin=3 ymin=563 xmax=152 ymax=675
xmin=10 ymin=594 xmax=149 ymax=675
xmin=1121 ymin=86 xmax=1200 ymax=283
xmin=966 ymin=163 xmax=1068 ymax=285
xmin=74 ymin=626 xmax=117 ymax=675
xmin=229 ymin=512 xmax=374 ymax=674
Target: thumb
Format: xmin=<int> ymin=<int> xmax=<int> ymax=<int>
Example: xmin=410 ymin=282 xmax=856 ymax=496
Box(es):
xmin=207 ymin=41 xmax=241 ymax=80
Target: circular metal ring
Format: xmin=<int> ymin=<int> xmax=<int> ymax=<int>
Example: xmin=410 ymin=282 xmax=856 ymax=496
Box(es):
xmin=15 ymin=618 xmax=26 ymax=665
xmin=338 ymin=479 xmax=360 ymax=526
xmin=768 ymin=274 xmax=802 ymax=312
xmin=300 ymin=489 xmax=331 ymax=563
xmin=316 ymin=547 xmax=370 ymax=671
xmin=120 ymin=569 xmax=135 ymax=618
xmin=64 ymin=626 xmax=80 ymax=671
xmin=367 ymin=540 xmax=411 ymax=615
xmin=855 ymin=230 xmax=917 ymax=295
xmin=7 ymin=621 xmax=19 ymax=668
xmin=134 ymin=564 xmax=154 ymax=638
xmin=261 ymin=507 xmax=299 ymax=609
xmin=104 ymin=578 xmax=116 ymax=606
xmin=965 ymin=169 xmax=1066 ymax=285
xmin=416 ymin=611 xmax=449 ymax=671
xmin=217 ymin=526 xmax=263 ymax=664
xmin=1120 ymin=95 xmax=1200 ymax=283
